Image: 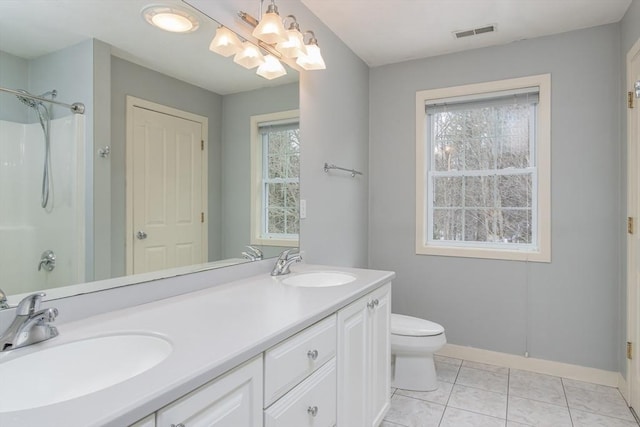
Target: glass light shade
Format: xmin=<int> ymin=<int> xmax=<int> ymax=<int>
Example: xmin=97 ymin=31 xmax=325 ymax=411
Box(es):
xmin=209 ymin=26 xmax=243 ymax=57
xmin=233 ymin=41 xmax=265 ymax=69
xmin=296 ymin=44 xmax=326 ymax=70
xmin=252 ymin=11 xmax=288 ymax=44
xmin=256 ymin=54 xmax=287 ymax=80
xmin=276 ymin=29 xmax=307 ymax=58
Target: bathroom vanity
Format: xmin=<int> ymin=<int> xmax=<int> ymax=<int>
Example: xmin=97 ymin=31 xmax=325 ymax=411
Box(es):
xmin=0 ymin=264 xmax=393 ymax=427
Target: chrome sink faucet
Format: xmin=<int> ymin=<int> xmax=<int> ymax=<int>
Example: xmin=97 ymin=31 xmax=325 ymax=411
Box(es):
xmin=0 ymin=292 xmax=58 ymax=352
xmin=242 ymin=245 xmax=263 ymax=261
xmin=271 ymin=248 xmax=302 ymax=276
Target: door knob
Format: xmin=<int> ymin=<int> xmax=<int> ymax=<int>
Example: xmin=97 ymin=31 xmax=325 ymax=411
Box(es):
xmin=136 ymin=230 xmax=148 ymax=240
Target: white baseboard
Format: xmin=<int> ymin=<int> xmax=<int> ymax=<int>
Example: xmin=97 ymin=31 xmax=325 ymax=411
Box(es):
xmin=619 ymin=372 xmax=630 ymax=404
xmin=436 ymin=343 xmax=620 ymax=388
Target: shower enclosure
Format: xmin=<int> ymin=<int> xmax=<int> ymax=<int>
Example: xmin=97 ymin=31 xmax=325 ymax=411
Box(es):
xmin=0 ymin=87 xmax=86 ymax=295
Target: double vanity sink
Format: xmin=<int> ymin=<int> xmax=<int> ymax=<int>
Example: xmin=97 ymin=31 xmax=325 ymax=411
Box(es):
xmin=0 ymin=265 xmax=393 ymax=426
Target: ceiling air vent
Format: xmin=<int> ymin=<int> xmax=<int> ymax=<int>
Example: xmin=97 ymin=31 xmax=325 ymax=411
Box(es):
xmin=454 ymin=24 xmax=496 ymax=39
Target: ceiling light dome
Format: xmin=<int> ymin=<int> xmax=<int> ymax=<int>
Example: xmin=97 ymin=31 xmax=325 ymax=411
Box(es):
xmin=142 ymin=5 xmax=200 ymax=33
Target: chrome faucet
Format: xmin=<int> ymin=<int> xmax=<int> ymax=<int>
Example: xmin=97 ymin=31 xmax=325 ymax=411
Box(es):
xmin=271 ymin=248 xmax=302 ymax=276
xmin=0 ymin=288 xmax=8 ymax=310
xmin=0 ymin=292 xmax=58 ymax=352
xmin=242 ymin=245 xmax=263 ymax=261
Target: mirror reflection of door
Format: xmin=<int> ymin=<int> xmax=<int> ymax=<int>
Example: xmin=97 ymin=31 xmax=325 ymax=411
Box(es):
xmin=126 ymin=97 xmax=208 ymax=275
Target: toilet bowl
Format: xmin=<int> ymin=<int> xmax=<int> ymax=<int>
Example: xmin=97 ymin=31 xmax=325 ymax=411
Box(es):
xmin=391 ymin=313 xmax=446 ymax=391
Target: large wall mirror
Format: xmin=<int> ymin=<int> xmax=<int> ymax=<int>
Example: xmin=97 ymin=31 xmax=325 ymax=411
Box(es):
xmin=0 ymin=0 xmax=300 ymax=301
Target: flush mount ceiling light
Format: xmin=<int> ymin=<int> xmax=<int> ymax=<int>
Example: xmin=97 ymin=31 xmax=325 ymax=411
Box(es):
xmin=142 ymin=5 xmax=200 ymax=33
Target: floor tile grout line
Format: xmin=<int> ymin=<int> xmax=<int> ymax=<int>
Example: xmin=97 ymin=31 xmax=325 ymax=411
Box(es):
xmin=560 ymin=378 xmax=575 ymax=426
xmin=506 ymin=367 xmax=510 ymax=425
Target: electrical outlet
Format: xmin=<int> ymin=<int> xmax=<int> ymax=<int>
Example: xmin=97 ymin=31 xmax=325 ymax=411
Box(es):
xmin=300 ymin=199 xmax=307 ymax=219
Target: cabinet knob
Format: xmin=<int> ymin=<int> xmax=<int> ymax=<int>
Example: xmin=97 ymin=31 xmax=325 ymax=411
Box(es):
xmin=374 ymin=298 xmax=379 ymax=306
xmin=307 ymin=349 xmax=319 ymax=360
xmin=307 ymin=406 xmax=318 ymax=417
xmin=367 ymin=300 xmax=375 ymax=309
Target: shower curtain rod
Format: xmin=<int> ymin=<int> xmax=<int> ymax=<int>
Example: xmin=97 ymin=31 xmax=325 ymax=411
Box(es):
xmin=0 ymin=86 xmax=85 ymax=114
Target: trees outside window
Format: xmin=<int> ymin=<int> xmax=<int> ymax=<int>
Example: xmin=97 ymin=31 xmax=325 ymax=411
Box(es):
xmin=416 ymin=75 xmax=551 ymax=262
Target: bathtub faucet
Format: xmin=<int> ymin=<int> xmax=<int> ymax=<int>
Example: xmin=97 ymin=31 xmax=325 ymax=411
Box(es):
xmin=0 ymin=292 xmax=59 ymax=352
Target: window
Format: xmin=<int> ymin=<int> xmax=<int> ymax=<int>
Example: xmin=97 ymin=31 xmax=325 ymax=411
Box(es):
xmin=250 ymin=110 xmax=300 ymax=247
xmin=415 ymin=75 xmax=550 ymax=261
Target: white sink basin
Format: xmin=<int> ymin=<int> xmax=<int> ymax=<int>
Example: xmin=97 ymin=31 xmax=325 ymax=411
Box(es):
xmin=282 ymin=271 xmax=357 ymax=287
xmin=0 ymin=334 xmax=172 ymax=412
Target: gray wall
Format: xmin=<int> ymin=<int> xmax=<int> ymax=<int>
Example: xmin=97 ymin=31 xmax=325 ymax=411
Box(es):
xmin=201 ymin=0 xmax=371 ymax=268
xmin=110 ymin=57 xmax=223 ymax=277
xmin=221 ymin=83 xmax=299 ymax=260
xmin=0 ymin=51 xmax=28 ymax=122
xmin=369 ymin=24 xmax=622 ymax=371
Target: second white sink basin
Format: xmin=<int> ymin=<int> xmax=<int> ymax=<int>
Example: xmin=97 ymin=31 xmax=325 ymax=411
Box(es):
xmin=0 ymin=333 xmax=172 ymax=412
xmin=282 ymin=271 xmax=356 ymax=287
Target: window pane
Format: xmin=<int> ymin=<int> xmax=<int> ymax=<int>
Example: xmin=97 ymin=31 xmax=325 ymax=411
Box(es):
xmin=267 ymin=208 xmax=285 ymax=234
xmin=432 ymin=209 xmax=463 ymax=241
xmin=464 ymin=209 xmax=492 ymax=242
xmin=501 ymin=209 xmax=532 ymax=243
xmin=433 ymin=176 xmax=462 ymax=207
xmin=268 ymin=183 xmax=285 ymax=208
xmin=498 ymin=174 xmax=531 ymax=208
xmin=464 ymin=176 xmax=495 ymax=208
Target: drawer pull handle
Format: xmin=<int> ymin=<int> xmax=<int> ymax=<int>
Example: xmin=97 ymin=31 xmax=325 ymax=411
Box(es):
xmin=307 ymin=349 xmax=319 ymax=360
xmin=307 ymin=406 xmax=319 ymax=417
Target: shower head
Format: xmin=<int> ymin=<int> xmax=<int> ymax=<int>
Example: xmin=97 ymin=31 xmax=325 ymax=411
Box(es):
xmin=15 ymin=89 xmax=38 ymax=108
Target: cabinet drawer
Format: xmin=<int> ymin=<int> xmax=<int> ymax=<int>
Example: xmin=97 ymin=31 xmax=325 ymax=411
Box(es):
xmin=264 ymin=358 xmax=336 ymax=427
xmin=264 ymin=314 xmax=336 ymax=406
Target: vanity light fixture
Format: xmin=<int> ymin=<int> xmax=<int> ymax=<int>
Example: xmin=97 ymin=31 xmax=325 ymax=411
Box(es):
xmin=142 ymin=5 xmax=200 ymax=33
xmin=208 ymin=0 xmax=326 ymax=79
xmin=275 ymin=16 xmax=307 ymax=59
xmin=233 ymin=41 xmax=265 ymax=69
xmin=256 ymin=54 xmax=287 ymax=80
xmin=296 ymin=31 xmax=326 ymax=70
xmin=209 ymin=26 xmax=243 ymax=57
xmin=251 ymin=0 xmax=288 ymax=44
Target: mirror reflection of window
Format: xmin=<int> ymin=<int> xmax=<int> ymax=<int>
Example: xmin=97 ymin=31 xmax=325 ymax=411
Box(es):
xmin=250 ymin=110 xmax=300 ymax=247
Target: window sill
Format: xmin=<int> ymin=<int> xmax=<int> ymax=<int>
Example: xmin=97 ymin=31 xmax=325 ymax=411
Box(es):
xmin=251 ymin=238 xmax=298 ymax=248
xmin=416 ymin=244 xmax=550 ymax=262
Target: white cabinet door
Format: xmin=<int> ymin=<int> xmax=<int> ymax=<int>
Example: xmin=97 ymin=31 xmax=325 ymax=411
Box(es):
xmin=157 ymin=356 xmax=263 ymax=427
xmin=368 ymin=284 xmax=391 ymax=427
xmin=337 ymin=282 xmax=391 ymax=427
xmin=336 ymin=295 xmax=369 ymax=426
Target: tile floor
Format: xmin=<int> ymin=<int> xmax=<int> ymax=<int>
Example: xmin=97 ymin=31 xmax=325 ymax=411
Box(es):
xmin=382 ymin=355 xmax=639 ymax=427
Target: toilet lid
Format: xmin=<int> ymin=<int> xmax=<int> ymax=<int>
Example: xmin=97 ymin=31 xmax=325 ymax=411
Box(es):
xmin=391 ymin=314 xmax=444 ymax=336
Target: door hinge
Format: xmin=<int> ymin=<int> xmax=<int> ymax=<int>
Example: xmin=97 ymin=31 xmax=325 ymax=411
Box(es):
xmin=628 ymin=217 xmax=634 ymax=234
xmin=628 ymin=341 xmax=633 ymax=360
xmin=629 ymin=92 xmax=635 ymax=109
xmin=201 ymin=212 xmax=204 ymax=223
xmin=201 ymin=140 xmax=204 ymax=151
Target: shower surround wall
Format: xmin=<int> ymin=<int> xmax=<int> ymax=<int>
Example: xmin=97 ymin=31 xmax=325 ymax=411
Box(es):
xmin=0 ymin=115 xmax=85 ymax=295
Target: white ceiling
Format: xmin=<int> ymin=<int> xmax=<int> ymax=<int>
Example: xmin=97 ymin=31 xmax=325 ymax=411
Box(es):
xmin=301 ymin=0 xmax=633 ymax=67
xmin=0 ymin=0 xmax=632 ymax=95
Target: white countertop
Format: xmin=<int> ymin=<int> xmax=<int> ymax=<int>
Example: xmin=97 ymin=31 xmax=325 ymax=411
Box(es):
xmin=0 ymin=264 xmax=394 ymax=427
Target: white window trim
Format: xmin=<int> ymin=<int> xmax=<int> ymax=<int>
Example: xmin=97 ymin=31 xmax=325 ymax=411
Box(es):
xmin=250 ymin=109 xmax=300 ymax=247
xmin=415 ymin=74 xmax=551 ymax=262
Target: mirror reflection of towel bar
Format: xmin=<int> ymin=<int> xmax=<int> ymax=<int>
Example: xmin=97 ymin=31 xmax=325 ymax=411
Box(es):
xmin=324 ymin=162 xmax=363 ymax=177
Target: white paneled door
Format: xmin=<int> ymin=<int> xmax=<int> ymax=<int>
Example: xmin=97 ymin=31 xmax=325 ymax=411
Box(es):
xmin=126 ymin=97 xmax=208 ymax=275
xmin=628 ymin=39 xmax=640 ymax=414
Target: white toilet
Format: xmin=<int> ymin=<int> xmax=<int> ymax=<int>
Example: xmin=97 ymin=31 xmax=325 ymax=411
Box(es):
xmin=391 ymin=313 xmax=446 ymax=391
